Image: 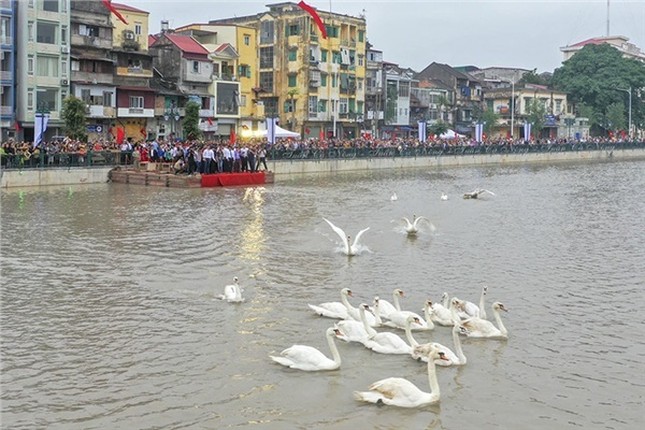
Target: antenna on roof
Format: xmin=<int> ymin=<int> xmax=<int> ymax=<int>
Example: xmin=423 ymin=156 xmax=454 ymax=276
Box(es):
xmin=606 ymin=0 xmax=610 ymax=36
xmin=161 ymin=20 xmax=169 ymax=33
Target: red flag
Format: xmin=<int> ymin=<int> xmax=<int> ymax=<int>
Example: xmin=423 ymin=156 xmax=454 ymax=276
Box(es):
xmin=14 ymin=121 xmax=20 ymax=131
xmin=116 ymin=127 xmax=125 ymax=144
xmin=101 ymin=0 xmax=129 ymax=25
xmin=140 ymin=127 xmax=146 ymax=137
xmin=230 ymin=129 xmax=236 ymax=144
xmin=207 ymin=117 xmax=213 ymax=126
xmin=298 ymin=1 xmax=327 ymax=39
xmin=319 ymin=129 xmax=325 ymax=140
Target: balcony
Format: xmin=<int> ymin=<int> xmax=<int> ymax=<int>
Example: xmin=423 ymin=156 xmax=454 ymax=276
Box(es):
xmin=117 ymin=107 xmax=154 ymax=118
xmin=86 ymin=105 xmax=116 ymax=118
xmin=0 ymin=0 xmax=12 ymax=9
xmin=0 ymin=105 xmax=12 ymax=116
xmin=0 ymin=71 xmax=12 ymax=82
xmin=72 ymin=71 xmax=113 ymax=85
xmin=71 ymin=35 xmax=113 ymax=50
xmin=0 ymin=36 xmax=12 ymax=46
xmin=116 ymin=66 xmax=153 ymax=78
xmin=199 ymin=109 xmax=215 ymax=118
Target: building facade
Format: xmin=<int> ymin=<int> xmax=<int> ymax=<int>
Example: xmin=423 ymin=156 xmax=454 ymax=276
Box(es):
xmin=15 ymin=0 xmax=71 ymax=142
xmin=560 ymin=36 xmax=645 ymax=63
xmin=1 ymin=0 xmax=16 ymax=140
xmin=210 ymin=2 xmax=367 ymax=139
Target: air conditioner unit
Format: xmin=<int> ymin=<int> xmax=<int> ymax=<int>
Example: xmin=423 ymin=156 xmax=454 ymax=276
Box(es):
xmin=61 ymin=46 xmax=69 ymax=54
xmin=124 ymin=31 xmax=135 ymax=40
xmin=61 ymin=79 xmax=69 ymax=86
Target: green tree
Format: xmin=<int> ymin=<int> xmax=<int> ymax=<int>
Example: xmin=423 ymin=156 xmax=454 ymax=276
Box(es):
xmin=518 ymin=69 xmax=551 ymax=87
xmin=429 ymin=121 xmax=449 ymax=137
xmin=475 ymin=107 xmax=500 ymax=135
xmin=605 ymin=102 xmax=626 ymax=133
xmin=183 ymin=101 xmax=202 ymax=140
xmin=61 ymin=96 xmax=88 ymax=141
xmin=552 ymin=44 xmax=645 ymax=135
xmin=525 ymin=98 xmax=546 ymax=138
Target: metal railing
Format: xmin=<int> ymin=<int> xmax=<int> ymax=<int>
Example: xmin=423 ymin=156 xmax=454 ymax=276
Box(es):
xmin=0 ymin=150 xmax=134 ymax=170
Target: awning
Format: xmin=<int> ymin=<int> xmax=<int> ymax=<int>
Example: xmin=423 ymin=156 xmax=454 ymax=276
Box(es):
xmin=117 ymin=86 xmax=157 ymax=93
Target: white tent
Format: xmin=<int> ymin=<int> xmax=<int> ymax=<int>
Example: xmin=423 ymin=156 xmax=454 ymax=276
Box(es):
xmin=438 ymin=129 xmax=465 ymax=139
xmin=260 ymin=125 xmax=301 ymax=138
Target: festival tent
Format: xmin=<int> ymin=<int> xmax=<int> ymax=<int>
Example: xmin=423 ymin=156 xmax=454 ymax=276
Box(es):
xmin=259 ymin=125 xmax=301 ymax=138
xmin=438 ymin=129 xmax=465 ymax=139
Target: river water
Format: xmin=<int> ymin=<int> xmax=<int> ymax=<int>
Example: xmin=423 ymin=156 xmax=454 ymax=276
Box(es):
xmin=1 ymin=160 xmax=644 ymax=430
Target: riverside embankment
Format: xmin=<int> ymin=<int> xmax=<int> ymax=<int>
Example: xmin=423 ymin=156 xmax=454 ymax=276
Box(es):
xmin=2 ymin=145 xmax=644 ymax=188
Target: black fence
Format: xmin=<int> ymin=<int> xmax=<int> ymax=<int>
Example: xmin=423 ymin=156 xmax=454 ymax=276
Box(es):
xmin=2 ymin=141 xmax=644 ymax=170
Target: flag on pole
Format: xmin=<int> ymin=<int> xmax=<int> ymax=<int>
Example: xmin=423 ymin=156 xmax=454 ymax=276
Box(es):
xmin=523 ymin=123 xmax=532 ymax=141
xmin=14 ymin=121 xmax=21 ymax=132
xmin=298 ymin=1 xmax=327 ymax=39
xmin=230 ymin=128 xmax=236 ymax=144
xmin=418 ymin=121 xmax=427 ymax=143
xmin=475 ymin=123 xmax=484 ymax=143
xmin=266 ymin=118 xmax=278 ymax=144
xmin=101 ymin=0 xmax=128 ymax=25
xmin=33 ymin=113 xmax=50 ymax=148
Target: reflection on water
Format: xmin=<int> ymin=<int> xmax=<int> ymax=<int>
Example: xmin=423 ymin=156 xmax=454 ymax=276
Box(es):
xmin=1 ymin=160 xmax=644 ymax=430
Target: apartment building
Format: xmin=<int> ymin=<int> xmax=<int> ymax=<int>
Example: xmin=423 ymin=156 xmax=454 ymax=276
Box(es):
xmin=364 ymin=42 xmax=383 ymax=138
xmin=1 ymin=0 xmax=16 ymax=140
xmin=561 ymin=36 xmax=645 ymax=63
xmin=210 ymin=2 xmax=367 ymax=139
xmin=15 ymin=0 xmax=71 ymax=142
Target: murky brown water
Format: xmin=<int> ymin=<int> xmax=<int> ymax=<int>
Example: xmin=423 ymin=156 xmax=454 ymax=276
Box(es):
xmin=1 ymin=161 xmax=644 ymax=429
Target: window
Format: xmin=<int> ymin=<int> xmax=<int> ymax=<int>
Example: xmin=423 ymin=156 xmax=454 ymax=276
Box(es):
xmin=103 ymin=91 xmax=112 ymax=107
xmin=28 ymin=22 xmax=34 ymax=42
xmin=339 ymin=98 xmax=348 ymax=114
xmin=43 ymin=0 xmax=58 ymax=13
xmin=283 ymin=99 xmax=294 ymax=113
xmin=357 ymin=79 xmax=363 ymax=90
xmin=127 ymin=58 xmax=142 ymax=70
xmin=321 ymin=50 xmax=328 ymax=62
xmin=321 ymin=74 xmax=327 ymax=87
xmin=358 ymin=30 xmax=364 ymax=42
xmin=80 ymin=89 xmax=91 ymax=102
xmin=324 ymin=25 xmax=339 ymax=38
xmin=1 ymin=17 xmax=9 ymax=45
xmin=398 ymin=81 xmax=410 ymax=97
xmin=61 ymin=26 xmax=67 ymax=44
xmin=37 ymin=88 xmax=58 ymax=111
xmin=27 ymin=90 xmax=34 ymax=109
xmin=28 ymin=0 xmax=34 ymax=8
xmin=308 ymin=96 xmax=318 ymax=115
xmin=288 ymin=75 xmax=297 ymax=87
xmin=243 ymin=34 xmax=250 ymax=45
xmin=238 ymin=64 xmax=251 ymax=78
xmin=260 ymin=20 xmax=274 ymax=44
xmin=61 ymin=60 xmax=67 ymax=76
xmin=37 ymin=22 xmax=57 ymax=44
xmin=71 ymin=60 xmax=79 ymax=71
xmin=27 ymin=56 xmax=35 ymax=75
xmin=259 ymin=47 xmax=273 ymax=69
xmin=134 ymin=23 xmax=142 ymax=36
xmin=240 ymin=94 xmax=246 ymax=107
xmin=332 ymin=51 xmax=341 ymax=64
xmin=555 ymin=99 xmax=562 ymax=113
xmin=78 ymin=24 xmax=99 ymax=37
xmin=192 ymin=61 xmax=199 ymax=73
xmin=286 ymin=24 xmax=299 ymax=36
xmin=37 ymin=56 xmax=59 ymax=77
xmin=318 ymin=99 xmax=326 ymax=112
xmin=332 ymin=74 xmax=337 ymax=88
xmin=259 ymin=72 xmax=273 ymax=93
xmin=288 ymin=49 xmax=297 ymax=61
xmin=357 ymin=55 xmax=364 ymax=67
xmin=129 ymin=96 xmax=144 ymax=108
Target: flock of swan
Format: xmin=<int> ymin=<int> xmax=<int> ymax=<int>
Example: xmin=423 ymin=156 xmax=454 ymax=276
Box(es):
xmin=269 ymin=285 xmax=509 ymax=408
xmin=218 ymin=188 xmax=503 ymax=408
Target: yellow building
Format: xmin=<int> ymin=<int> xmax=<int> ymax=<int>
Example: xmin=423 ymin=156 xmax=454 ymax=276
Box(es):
xmin=209 ymin=2 xmax=367 ymax=139
xmin=175 ymin=23 xmax=260 ymax=135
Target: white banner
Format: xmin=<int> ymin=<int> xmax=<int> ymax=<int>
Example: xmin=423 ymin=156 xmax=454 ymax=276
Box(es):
xmin=33 ymin=113 xmax=50 ymax=148
xmin=524 ymin=123 xmax=532 ymax=141
xmin=418 ymin=121 xmax=427 ymax=143
xmin=266 ymin=117 xmax=278 ymax=144
xmin=475 ymin=123 xmax=484 ymax=143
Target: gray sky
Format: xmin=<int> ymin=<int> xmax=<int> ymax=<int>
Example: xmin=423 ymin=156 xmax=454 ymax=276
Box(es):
xmin=124 ymin=0 xmax=645 ymax=73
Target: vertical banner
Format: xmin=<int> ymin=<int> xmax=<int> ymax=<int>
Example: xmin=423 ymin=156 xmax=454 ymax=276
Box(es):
xmin=33 ymin=113 xmax=50 ymax=148
xmin=266 ymin=118 xmax=278 ymax=144
xmin=418 ymin=121 xmax=427 ymax=143
xmin=475 ymin=123 xmax=484 ymax=143
xmin=524 ymin=123 xmax=531 ymax=141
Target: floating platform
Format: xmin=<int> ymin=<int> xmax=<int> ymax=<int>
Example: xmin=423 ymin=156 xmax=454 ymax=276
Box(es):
xmin=109 ymin=167 xmax=273 ymax=188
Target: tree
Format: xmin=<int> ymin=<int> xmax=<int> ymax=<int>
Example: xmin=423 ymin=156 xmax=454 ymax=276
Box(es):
xmin=525 ymin=98 xmax=546 ymax=138
xmin=61 ymin=96 xmax=88 ymax=141
xmin=429 ymin=121 xmax=449 ymax=137
xmin=480 ymin=108 xmax=500 ymax=135
xmin=552 ymin=44 xmax=645 ymax=136
xmin=183 ymin=101 xmax=202 ymax=140
xmin=518 ymin=69 xmax=551 ymax=87
xmin=605 ymin=102 xmax=626 ymax=133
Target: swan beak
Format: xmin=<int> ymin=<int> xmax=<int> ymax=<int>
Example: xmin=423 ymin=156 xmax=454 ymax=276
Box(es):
xmin=438 ymin=352 xmax=450 ymax=361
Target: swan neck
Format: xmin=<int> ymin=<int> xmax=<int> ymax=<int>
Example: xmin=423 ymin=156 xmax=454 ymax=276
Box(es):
xmin=493 ymin=308 xmax=508 ymax=335
xmin=393 ymin=292 xmax=402 ymax=311
xmin=327 ymin=332 xmax=342 ymax=364
xmin=359 ymin=306 xmax=377 ymax=337
xmin=479 ymin=290 xmax=487 ymax=319
xmin=427 ymin=358 xmax=440 ymax=399
xmin=404 ymin=320 xmax=419 ymax=347
xmin=453 ymin=325 xmax=466 ymax=363
xmin=442 ymin=294 xmax=449 ymax=308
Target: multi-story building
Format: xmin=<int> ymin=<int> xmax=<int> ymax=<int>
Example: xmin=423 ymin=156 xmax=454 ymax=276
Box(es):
xmin=468 ymin=66 xmax=531 ymax=89
xmin=560 ymin=35 xmax=645 ymax=63
xmin=174 ymin=22 xmax=258 ymax=137
xmin=69 ymin=0 xmax=115 ymax=141
xmin=209 ymin=1 xmax=367 ymax=139
xmin=416 ymin=62 xmax=484 ymax=135
xmin=1 ymin=0 xmax=16 ymax=140
xmin=381 ymin=62 xmax=413 ymax=138
xmin=364 ymin=42 xmax=383 ymax=138
xmin=149 ymin=30 xmax=215 ymax=138
xmin=111 ymin=2 xmax=154 ymax=141
xmin=483 ymin=84 xmax=573 ymax=139
xmin=15 ymin=0 xmax=71 ymax=142
xmin=410 ymin=82 xmax=453 ymax=127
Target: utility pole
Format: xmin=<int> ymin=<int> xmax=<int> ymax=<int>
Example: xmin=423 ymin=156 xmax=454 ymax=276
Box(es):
xmin=616 ymin=86 xmax=632 ymax=138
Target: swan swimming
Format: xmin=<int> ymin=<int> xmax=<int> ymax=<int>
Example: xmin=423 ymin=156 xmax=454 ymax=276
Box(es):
xmin=218 ymin=276 xmax=244 ymax=302
xmin=308 ymin=287 xmax=353 ymax=320
xmin=463 ymin=189 xmax=496 ymax=199
xmin=391 ymin=192 xmax=398 ymax=201
xmin=407 ymin=316 xmax=469 ymax=366
xmin=323 ymin=218 xmax=370 ymax=256
xmin=459 ymin=301 xmax=509 ymax=339
xmin=440 ymin=193 xmax=448 ymax=201
xmin=360 ymin=305 xmax=416 ymax=355
xmin=401 ymin=215 xmax=435 ymax=236
xmin=270 ymin=327 xmax=348 ymax=371
xmin=353 ymin=345 xmax=448 ymax=408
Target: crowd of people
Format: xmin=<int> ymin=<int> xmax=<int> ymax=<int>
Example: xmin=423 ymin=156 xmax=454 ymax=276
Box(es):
xmin=1 ymin=134 xmax=642 ymax=170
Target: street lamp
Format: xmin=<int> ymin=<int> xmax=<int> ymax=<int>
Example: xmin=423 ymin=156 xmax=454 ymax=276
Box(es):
xmin=615 ymin=86 xmax=632 ymax=139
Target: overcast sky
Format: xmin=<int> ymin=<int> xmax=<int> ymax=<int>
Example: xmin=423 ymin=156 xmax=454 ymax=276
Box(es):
xmin=123 ymin=0 xmax=645 ymax=73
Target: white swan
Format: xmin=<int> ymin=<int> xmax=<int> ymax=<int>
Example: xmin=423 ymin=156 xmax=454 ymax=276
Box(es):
xmin=218 ymin=276 xmax=244 ymax=302
xmin=270 ymin=327 xmax=348 ymax=371
xmin=407 ymin=317 xmax=468 ymax=366
xmin=463 ymin=189 xmax=496 ymax=199
xmin=308 ymin=287 xmax=353 ymax=320
xmin=323 ymin=218 xmax=370 ymax=256
xmin=381 ymin=292 xmax=433 ymax=331
xmin=401 ymin=215 xmax=434 ymax=236
xmin=391 ymin=192 xmax=398 ymax=201
xmin=455 ymin=286 xmax=487 ymax=319
xmin=360 ymin=304 xmax=414 ymax=355
xmin=353 ymin=345 xmax=447 ymax=408
xmin=478 ymin=286 xmax=488 ymax=320
xmin=335 ymin=308 xmax=371 ymax=344
xmin=424 ymin=298 xmax=454 ymax=327
xmin=372 ymin=289 xmax=403 ymax=319
xmin=460 ymin=302 xmax=509 ymax=339
xmin=440 ymin=193 xmax=448 ymax=201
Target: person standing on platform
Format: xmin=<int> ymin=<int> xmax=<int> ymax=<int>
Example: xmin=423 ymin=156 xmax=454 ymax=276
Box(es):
xmin=240 ymin=145 xmax=249 ymax=172
xmin=256 ymin=146 xmax=268 ymax=171
xmin=233 ymin=146 xmax=241 ymax=172
xmin=203 ymin=145 xmax=214 ymax=174
xmin=247 ymin=146 xmax=256 ymax=173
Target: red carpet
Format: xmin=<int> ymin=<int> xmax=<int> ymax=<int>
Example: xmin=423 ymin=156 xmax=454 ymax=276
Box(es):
xmin=201 ymin=172 xmax=266 ymax=187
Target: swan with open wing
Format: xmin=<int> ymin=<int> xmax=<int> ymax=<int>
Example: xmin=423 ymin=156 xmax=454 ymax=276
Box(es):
xmin=323 ymin=218 xmax=370 ymax=256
